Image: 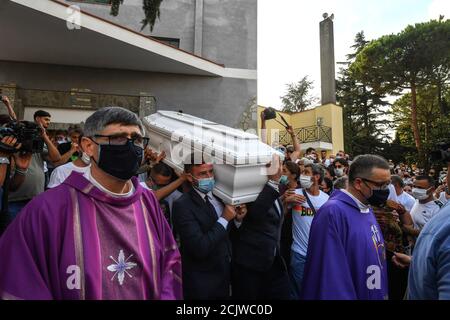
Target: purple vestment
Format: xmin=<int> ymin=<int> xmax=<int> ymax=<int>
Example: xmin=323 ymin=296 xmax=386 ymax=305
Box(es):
xmin=0 ymin=172 xmax=182 ymax=300
xmin=300 ymin=190 xmax=388 ymax=300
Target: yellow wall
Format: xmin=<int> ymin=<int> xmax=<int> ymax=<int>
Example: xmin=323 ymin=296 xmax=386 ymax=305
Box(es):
xmin=257 ymin=104 xmax=344 ymax=154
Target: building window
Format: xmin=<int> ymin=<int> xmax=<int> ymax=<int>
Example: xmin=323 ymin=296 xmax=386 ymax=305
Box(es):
xmin=149 ymin=37 xmax=180 ymax=49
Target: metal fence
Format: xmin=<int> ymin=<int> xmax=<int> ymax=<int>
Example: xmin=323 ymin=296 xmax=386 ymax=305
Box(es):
xmin=278 ymin=125 xmax=332 ymax=145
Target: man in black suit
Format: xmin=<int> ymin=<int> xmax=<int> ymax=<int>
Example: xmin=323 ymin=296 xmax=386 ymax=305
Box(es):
xmin=231 ymin=156 xmax=290 ymax=299
xmin=173 ymin=157 xmax=246 ymax=300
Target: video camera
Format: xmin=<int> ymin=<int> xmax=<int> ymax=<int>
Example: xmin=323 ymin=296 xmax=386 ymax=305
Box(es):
xmin=430 ymin=142 xmax=450 ymax=163
xmin=262 ymin=107 xmax=290 ymax=128
xmin=0 ymin=121 xmax=44 ymax=154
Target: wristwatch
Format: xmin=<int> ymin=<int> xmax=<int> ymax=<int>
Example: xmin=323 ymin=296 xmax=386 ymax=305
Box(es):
xmin=0 ymin=157 xmax=10 ymax=165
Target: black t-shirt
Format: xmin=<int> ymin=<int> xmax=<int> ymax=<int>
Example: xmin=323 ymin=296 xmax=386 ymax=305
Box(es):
xmin=57 ymin=142 xmax=79 ymax=163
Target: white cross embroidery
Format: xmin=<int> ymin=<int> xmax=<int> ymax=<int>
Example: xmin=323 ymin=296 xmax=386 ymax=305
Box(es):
xmin=107 ymin=250 xmax=137 ymax=285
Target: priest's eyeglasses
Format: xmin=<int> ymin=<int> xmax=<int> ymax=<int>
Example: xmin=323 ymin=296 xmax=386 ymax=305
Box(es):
xmin=91 ymin=134 xmax=150 ymax=149
xmin=360 ymin=178 xmax=390 ymax=190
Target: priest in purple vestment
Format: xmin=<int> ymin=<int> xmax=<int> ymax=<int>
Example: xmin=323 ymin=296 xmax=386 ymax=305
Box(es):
xmin=301 ymin=155 xmax=390 ymax=300
xmin=0 ymin=107 xmax=182 ymax=300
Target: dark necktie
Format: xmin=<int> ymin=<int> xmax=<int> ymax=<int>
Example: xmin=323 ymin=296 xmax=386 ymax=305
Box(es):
xmin=204 ymin=195 xmax=217 ymax=220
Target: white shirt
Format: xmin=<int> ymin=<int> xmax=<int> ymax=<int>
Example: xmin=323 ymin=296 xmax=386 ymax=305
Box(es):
xmin=410 ymin=199 xmax=441 ymax=230
xmin=397 ymin=191 xmax=416 ymax=212
xmin=388 ymin=184 xmax=398 ymax=203
xmin=48 ymin=162 xmax=91 ymax=188
xmin=439 ymin=191 xmax=450 ymax=205
xmin=340 ymin=189 xmax=370 ymax=213
xmin=83 ymin=168 xmax=135 ymax=198
xmin=291 ymin=188 xmax=329 ymax=256
xmin=194 ymin=188 xmax=229 ymax=230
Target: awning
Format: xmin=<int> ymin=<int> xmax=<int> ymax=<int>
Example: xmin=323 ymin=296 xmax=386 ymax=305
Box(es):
xmin=0 ymin=0 xmax=256 ymax=79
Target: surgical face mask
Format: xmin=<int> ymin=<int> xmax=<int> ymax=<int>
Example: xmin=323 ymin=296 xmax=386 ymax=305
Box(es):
xmin=81 ymin=152 xmax=91 ymax=165
xmin=300 ymin=175 xmax=313 ymax=189
xmin=94 ymin=141 xmax=143 ymax=181
xmin=412 ymin=187 xmax=431 ymax=201
xmin=335 ymin=168 xmax=344 ymax=177
xmin=279 ymin=175 xmax=289 ymax=185
xmin=193 ymin=176 xmax=215 ymax=194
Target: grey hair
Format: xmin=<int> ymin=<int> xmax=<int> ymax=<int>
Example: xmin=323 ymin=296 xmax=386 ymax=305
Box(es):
xmin=305 ymin=163 xmax=325 ymax=184
xmin=333 ymin=176 xmax=348 ymax=190
xmin=83 ymin=107 xmax=144 ymax=137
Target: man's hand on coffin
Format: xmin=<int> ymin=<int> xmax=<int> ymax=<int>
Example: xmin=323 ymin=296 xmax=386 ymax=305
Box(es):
xmin=222 ymin=204 xmax=237 ymax=222
xmin=235 ymin=204 xmax=248 ymax=222
xmin=175 ymin=171 xmax=189 ymax=181
xmin=267 ymin=154 xmax=282 ymax=181
xmin=144 ymin=147 xmax=158 ymax=163
xmin=155 ymin=150 xmax=166 ymax=163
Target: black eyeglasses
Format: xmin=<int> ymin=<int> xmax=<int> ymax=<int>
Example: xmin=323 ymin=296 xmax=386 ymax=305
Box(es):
xmin=360 ymin=178 xmax=390 ymax=190
xmin=91 ymin=134 xmax=149 ymax=149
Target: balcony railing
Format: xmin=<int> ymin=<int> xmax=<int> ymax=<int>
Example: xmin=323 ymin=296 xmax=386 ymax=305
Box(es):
xmin=278 ymin=125 xmax=332 ymax=145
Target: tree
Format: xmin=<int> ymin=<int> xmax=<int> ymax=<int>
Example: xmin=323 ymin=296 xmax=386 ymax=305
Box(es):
xmin=110 ymin=0 xmax=163 ymax=31
xmin=337 ymin=31 xmax=391 ymax=156
xmin=280 ymin=76 xmax=318 ymax=113
xmin=391 ymin=85 xmax=450 ymax=167
xmin=351 ymin=19 xmax=450 ymax=166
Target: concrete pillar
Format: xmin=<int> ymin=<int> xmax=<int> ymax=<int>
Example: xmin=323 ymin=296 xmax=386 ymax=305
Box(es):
xmin=194 ymin=0 xmax=204 ymax=56
xmin=319 ymin=17 xmax=336 ymax=105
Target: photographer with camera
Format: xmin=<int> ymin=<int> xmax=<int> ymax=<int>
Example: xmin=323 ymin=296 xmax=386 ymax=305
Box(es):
xmin=0 ymin=113 xmax=33 ymax=233
xmin=8 ymin=110 xmax=61 ymax=220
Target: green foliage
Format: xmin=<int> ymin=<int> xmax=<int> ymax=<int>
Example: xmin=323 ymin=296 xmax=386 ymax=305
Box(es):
xmin=110 ymin=0 xmax=163 ymax=31
xmin=392 ymin=86 xmax=450 ymax=166
xmin=351 ymin=19 xmax=450 ymax=94
xmin=280 ymin=76 xmax=318 ymax=113
xmin=350 ymin=19 xmax=450 ymax=166
xmin=337 ymin=31 xmax=391 ymax=157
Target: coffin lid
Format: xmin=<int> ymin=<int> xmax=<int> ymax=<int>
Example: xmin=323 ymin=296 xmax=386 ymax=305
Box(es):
xmin=143 ymin=111 xmax=283 ymax=165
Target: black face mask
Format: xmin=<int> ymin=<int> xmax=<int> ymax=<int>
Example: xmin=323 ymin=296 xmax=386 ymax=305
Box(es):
xmin=367 ymin=189 xmax=390 ymax=207
xmin=94 ymin=142 xmax=143 ymax=181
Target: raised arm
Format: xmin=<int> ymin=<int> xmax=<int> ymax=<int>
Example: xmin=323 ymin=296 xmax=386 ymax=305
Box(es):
xmin=260 ymin=111 xmax=268 ymax=145
xmin=40 ymin=126 xmax=61 ymax=163
xmin=153 ymin=173 xmax=188 ymax=201
xmin=287 ymin=125 xmax=301 ymax=162
xmin=1 ymin=96 xmax=17 ymax=121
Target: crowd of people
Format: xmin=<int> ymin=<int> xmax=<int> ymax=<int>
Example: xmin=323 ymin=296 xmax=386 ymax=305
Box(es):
xmin=0 ymin=96 xmax=449 ymax=300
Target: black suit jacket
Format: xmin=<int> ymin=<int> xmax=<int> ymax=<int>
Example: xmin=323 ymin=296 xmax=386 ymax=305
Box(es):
xmin=172 ymin=188 xmax=232 ymax=300
xmin=232 ymin=183 xmax=285 ymax=272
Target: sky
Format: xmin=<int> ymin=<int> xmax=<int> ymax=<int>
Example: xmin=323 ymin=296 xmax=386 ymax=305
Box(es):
xmin=257 ymin=0 xmax=450 ymax=109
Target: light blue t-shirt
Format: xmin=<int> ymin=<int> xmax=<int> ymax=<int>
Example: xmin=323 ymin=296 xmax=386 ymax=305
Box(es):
xmin=408 ymin=202 xmax=450 ymax=299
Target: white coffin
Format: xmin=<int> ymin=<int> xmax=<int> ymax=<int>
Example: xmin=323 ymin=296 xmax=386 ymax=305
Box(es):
xmin=143 ymin=111 xmax=284 ymax=204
